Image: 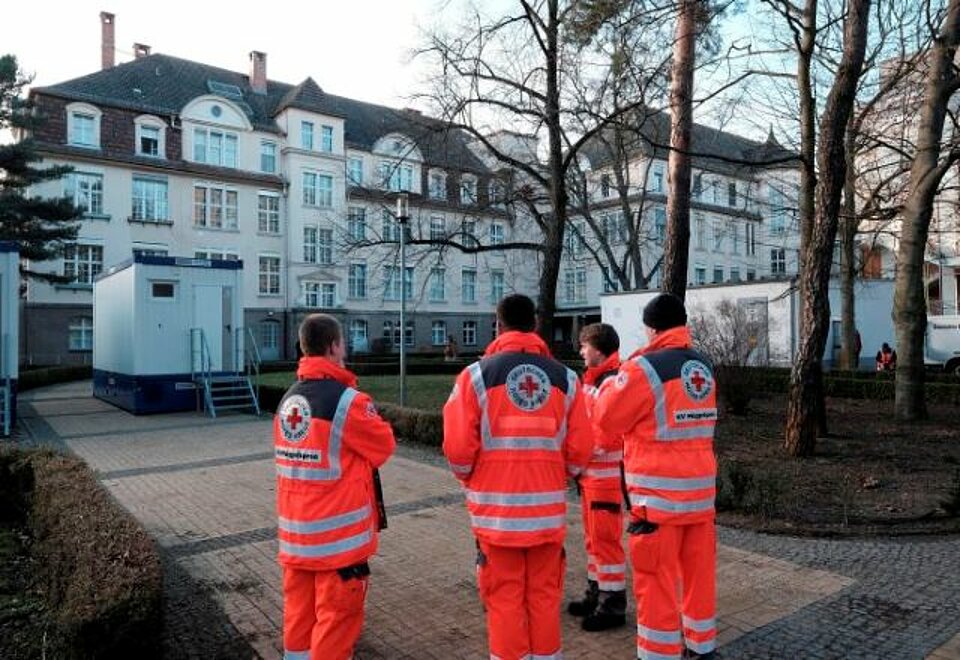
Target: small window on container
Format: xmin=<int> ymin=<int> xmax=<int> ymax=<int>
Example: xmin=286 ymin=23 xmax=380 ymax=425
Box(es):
xmin=151 ymin=281 xmax=176 ymax=299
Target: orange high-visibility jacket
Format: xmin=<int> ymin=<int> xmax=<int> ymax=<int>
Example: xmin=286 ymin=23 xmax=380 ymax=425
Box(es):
xmin=274 ymin=356 xmax=396 ymax=570
xmin=580 ymin=351 xmax=624 ymax=495
xmin=443 ymin=331 xmax=593 ymax=547
xmin=594 ymin=327 xmax=717 ymax=525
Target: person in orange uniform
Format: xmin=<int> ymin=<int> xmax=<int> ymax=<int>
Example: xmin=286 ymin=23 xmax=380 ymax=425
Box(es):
xmin=567 ymin=322 xmax=627 ymax=631
xmin=444 ymin=294 xmax=593 ymax=660
xmin=274 ymin=313 xmax=396 ymax=660
xmin=594 ymin=294 xmax=718 ymax=660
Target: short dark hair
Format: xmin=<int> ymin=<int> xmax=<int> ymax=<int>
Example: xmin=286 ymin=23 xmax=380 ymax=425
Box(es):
xmin=496 ymin=294 xmax=537 ymax=333
xmin=642 ymin=293 xmax=687 ymax=331
xmin=299 ymin=314 xmax=342 ymax=356
xmin=579 ymin=323 xmax=620 ymax=357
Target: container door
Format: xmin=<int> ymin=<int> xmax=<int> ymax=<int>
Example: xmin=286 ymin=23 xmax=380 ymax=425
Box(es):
xmin=193 ymin=285 xmax=222 ymax=371
xmin=221 ymin=286 xmax=234 ymax=371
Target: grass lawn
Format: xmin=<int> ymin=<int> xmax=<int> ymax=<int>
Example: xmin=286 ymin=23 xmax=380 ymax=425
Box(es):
xmin=258 ymin=372 xmax=456 ymax=412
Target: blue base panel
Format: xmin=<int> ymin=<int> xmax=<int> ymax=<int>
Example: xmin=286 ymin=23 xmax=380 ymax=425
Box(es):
xmin=93 ymin=369 xmax=207 ymax=415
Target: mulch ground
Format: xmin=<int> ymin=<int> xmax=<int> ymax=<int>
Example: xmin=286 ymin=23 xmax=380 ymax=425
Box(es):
xmin=715 ymin=394 xmax=960 ymax=536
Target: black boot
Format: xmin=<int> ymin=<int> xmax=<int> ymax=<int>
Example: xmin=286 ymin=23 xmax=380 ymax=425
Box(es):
xmin=581 ymin=590 xmax=627 ymax=631
xmin=682 ymin=651 xmax=716 ymax=660
xmin=567 ymin=579 xmax=599 ymax=616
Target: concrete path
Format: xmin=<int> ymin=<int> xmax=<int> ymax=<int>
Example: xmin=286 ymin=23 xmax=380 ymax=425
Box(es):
xmin=15 ymin=381 xmax=960 ymax=659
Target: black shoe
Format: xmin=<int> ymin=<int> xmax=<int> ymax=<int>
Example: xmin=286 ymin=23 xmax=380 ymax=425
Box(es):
xmin=567 ymin=580 xmax=599 ymax=617
xmin=683 ymin=651 xmax=716 ymax=659
xmin=581 ymin=591 xmax=627 ymax=631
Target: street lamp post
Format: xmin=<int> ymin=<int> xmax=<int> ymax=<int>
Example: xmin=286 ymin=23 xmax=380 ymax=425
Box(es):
xmin=396 ymin=193 xmax=409 ymax=407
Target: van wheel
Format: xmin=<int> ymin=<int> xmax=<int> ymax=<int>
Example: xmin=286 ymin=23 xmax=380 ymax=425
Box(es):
xmin=946 ymin=359 xmax=960 ymax=377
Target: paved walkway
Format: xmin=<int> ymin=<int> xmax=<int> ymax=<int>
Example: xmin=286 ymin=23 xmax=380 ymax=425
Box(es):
xmin=14 ymin=381 xmax=960 ymax=659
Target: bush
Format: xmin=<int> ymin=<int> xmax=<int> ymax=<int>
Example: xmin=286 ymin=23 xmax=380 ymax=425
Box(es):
xmin=376 ymin=403 xmax=444 ymax=446
xmin=19 ymin=365 xmax=93 ymax=391
xmin=942 ymin=469 xmax=960 ymax=517
xmin=716 ymin=458 xmax=786 ymax=520
xmin=21 ymin=450 xmax=163 ymax=658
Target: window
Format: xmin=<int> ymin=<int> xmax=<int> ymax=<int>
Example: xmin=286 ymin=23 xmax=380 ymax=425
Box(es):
xmin=769 ymin=186 xmax=786 ymax=235
xmin=746 ymin=268 xmax=756 ymax=281
xmin=348 ymin=207 xmax=367 ymax=242
xmin=303 ymin=172 xmax=317 ymax=206
xmin=654 ymin=208 xmax=667 ymax=244
xmin=730 ymin=267 xmax=741 ymax=282
xmin=138 ymin=124 xmax=161 ymax=157
xmin=488 ymin=179 xmax=506 ymax=207
xmin=303 ymin=227 xmax=317 ymax=263
xmin=460 ymin=177 xmax=477 ymax=205
xmin=304 ymin=281 xmax=336 ymax=308
xmin=732 ymin=222 xmax=741 ymax=254
xmin=601 ymin=266 xmax=618 ymax=293
xmin=348 ymin=263 xmax=367 ymax=298
xmin=192 ymin=184 xmax=237 ymax=229
xmin=461 ymin=269 xmax=477 ymax=303
xmin=259 ymin=255 xmax=281 ymax=295
xmin=745 ymin=222 xmax=757 ymax=256
xmin=316 ymin=175 xmax=333 ymax=207
xmin=694 ymin=266 xmax=707 ymax=285
xmin=429 ymin=171 xmax=447 ymax=200
xmin=711 ymin=180 xmax=720 ymax=204
xmin=652 ymin=164 xmax=664 ymax=193
xmin=133 ymin=246 xmax=168 ymax=258
xmin=260 ymin=141 xmax=277 ymax=173
xmin=385 ymin=320 xmax=414 ymax=347
xmin=771 ymin=248 xmax=786 ymax=275
xmin=347 ymin=158 xmax=363 ymax=186
xmin=194 ymin=249 xmax=238 ymax=261
xmin=432 ymin=321 xmax=447 ymax=346
xmin=462 ymin=320 xmax=477 ymax=346
xmin=713 ymin=266 xmax=724 ymax=283
xmin=317 ymin=228 xmax=333 ymax=265
xmin=600 ymin=174 xmax=611 ymax=198
xmin=382 ymin=210 xmax=401 ymax=242
xmin=429 ymin=268 xmax=446 ymax=301
xmin=132 ymin=177 xmax=168 ymax=222
xmin=430 ymin=215 xmax=446 ymax=241
xmin=68 ymin=316 xmax=93 ymax=351
xmin=384 ymin=266 xmax=413 ymax=301
xmin=490 ymin=222 xmax=504 ymax=246
xmin=728 ymin=182 xmax=737 ymax=207
xmin=349 ymin=320 xmax=368 ymax=352
xmin=151 ymin=281 xmax=176 ymax=299
xmin=260 ymin=320 xmax=280 ymax=351
xmin=563 ymin=269 xmax=587 ymax=303
xmin=713 ymin=221 xmax=725 ymax=252
xmin=193 ymin=129 xmax=238 ymax=168
xmin=301 ymin=121 xmax=314 ymax=150
xmin=603 ymin=212 xmax=628 ymax=243
xmin=565 ymin=222 xmax=585 ymax=258
xmin=67 ymin=172 xmax=103 ymax=216
xmin=405 ymin=321 xmax=415 ymax=347
xmin=692 ymin=173 xmax=702 ymax=199
xmin=63 ymin=244 xmax=103 ymax=285
xmin=490 ymin=270 xmax=504 ymax=302
xmin=462 ymin=220 xmax=477 ymax=246
xmin=69 ymin=109 xmax=98 ymax=147
xmin=695 ymin=215 xmax=706 ymax=249
xmin=380 ymin=162 xmax=413 ymax=192
xmin=258 ymin=193 xmax=280 ymax=233
xmin=321 ymin=125 xmax=334 ymax=152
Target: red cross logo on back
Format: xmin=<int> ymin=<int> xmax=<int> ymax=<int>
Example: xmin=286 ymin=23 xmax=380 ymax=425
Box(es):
xmin=689 ymin=370 xmax=706 ymax=394
xmin=280 ymin=395 xmax=312 ymax=442
xmin=286 ymin=407 xmax=303 ymax=431
xmin=519 ymin=375 xmax=540 ymax=399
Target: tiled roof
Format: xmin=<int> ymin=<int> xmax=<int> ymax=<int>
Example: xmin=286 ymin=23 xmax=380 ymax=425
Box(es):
xmin=33 ymin=53 xmax=489 ymax=172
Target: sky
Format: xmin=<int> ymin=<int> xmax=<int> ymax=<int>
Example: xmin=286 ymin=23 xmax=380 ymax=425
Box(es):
xmin=5 ymin=0 xmax=450 ymax=108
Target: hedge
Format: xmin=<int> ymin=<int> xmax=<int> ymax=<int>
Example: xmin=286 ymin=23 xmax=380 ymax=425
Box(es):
xmin=0 ymin=449 xmax=163 ymax=658
xmin=19 ymin=365 xmax=93 ymax=391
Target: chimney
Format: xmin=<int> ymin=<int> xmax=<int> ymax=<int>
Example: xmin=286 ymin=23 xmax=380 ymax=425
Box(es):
xmin=100 ymin=11 xmax=115 ymax=70
xmin=133 ymin=43 xmax=151 ymax=59
xmin=249 ymin=51 xmax=267 ymax=95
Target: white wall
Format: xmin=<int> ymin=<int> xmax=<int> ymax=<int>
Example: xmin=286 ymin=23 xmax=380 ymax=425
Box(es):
xmin=93 ymin=265 xmax=134 ymax=374
xmin=0 ymin=250 xmax=19 ymax=380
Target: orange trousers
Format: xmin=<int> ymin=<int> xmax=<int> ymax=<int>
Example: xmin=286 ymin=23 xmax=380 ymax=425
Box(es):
xmin=629 ymin=521 xmax=716 ymax=659
xmin=579 ymin=486 xmax=626 ymax=591
xmin=282 ymin=565 xmax=368 ymax=660
xmin=477 ymin=540 xmax=565 ymax=660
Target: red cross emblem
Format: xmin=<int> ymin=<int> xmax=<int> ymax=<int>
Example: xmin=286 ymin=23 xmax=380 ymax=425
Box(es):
xmin=689 ymin=370 xmax=706 ymax=393
xmin=681 ymin=360 xmax=712 ymax=401
xmin=286 ymin=407 xmax=303 ymax=430
xmin=280 ymin=395 xmax=311 ymax=442
xmin=519 ymin=375 xmax=540 ymax=399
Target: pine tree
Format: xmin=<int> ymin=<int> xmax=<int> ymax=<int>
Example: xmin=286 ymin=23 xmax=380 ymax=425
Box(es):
xmin=0 ymin=54 xmax=80 ymax=282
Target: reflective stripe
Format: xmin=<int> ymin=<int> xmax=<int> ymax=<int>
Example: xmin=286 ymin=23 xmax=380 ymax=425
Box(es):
xmin=470 ymin=514 xmax=565 ymax=532
xmin=284 ymin=651 xmax=310 ymax=660
xmin=593 ymin=449 xmax=623 ymax=462
xmin=597 ymin=579 xmax=626 ymax=590
xmin=682 ymin=615 xmax=716 ymax=633
xmin=633 ymin=357 xmax=714 ymax=442
xmin=276 ymin=464 xmax=340 ymax=481
xmin=530 ymin=653 xmax=563 ymax=659
xmin=637 ymin=648 xmax=681 ymax=660
xmin=486 ymin=436 xmax=558 ymax=450
xmin=630 ymin=494 xmax=714 ymax=513
xmin=468 ymin=362 xmax=494 ymax=449
xmin=328 ymin=388 xmax=358 ymax=476
xmin=685 ymin=638 xmax=717 ymax=654
xmin=278 ymin=505 xmax=370 ymax=535
xmin=467 ymin=490 xmax=566 ymax=506
xmin=449 ymin=461 xmax=473 ymax=475
xmin=553 ymin=369 xmax=578 ymax=448
xmin=637 ymin=624 xmax=683 ymax=644
xmin=597 ymin=563 xmax=626 ymax=573
xmin=584 ymin=467 xmax=622 ymax=479
xmin=279 ymin=529 xmax=372 ymax=558
xmin=626 ymin=474 xmax=716 ymax=491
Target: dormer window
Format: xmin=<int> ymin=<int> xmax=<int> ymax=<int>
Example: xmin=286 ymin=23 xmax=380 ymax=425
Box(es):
xmin=135 ymin=116 xmax=166 ymax=158
xmin=67 ymin=103 xmax=101 ymax=148
xmin=460 ymin=175 xmax=477 ymax=206
xmin=429 ymin=170 xmax=447 ymax=200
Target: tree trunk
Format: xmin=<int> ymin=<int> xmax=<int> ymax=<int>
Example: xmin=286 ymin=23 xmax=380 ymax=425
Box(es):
xmin=893 ymin=0 xmax=960 ymax=421
xmin=839 ymin=121 xmax=859 ymax=371
xmin=785 ymin=0 xmax=871 ymax=457
xmin=661 ymin=0 xmax=697 ymax=300
xmin=797 ymin=0 xmax=818 ymax=271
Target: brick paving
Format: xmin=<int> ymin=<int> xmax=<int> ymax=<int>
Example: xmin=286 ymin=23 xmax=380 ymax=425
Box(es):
xmin=14 ymin=381 xmax=960 ymax=659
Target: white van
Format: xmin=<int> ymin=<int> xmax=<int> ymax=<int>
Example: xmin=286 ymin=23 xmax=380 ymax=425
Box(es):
xmin=926 ymin=315 xmax=960 ymax=375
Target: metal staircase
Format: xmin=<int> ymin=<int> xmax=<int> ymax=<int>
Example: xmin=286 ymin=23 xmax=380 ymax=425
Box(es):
xmin=190 ymin=327 xmax=261 ymax=418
